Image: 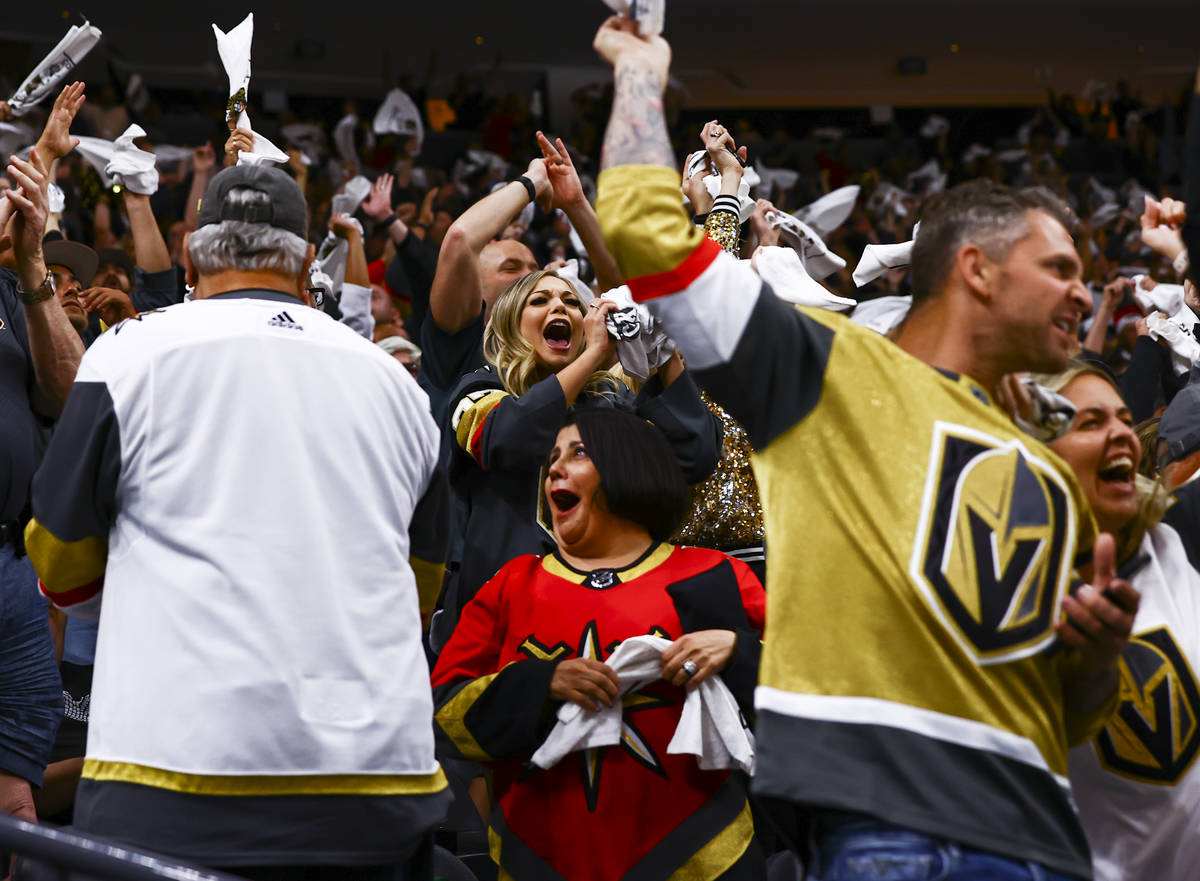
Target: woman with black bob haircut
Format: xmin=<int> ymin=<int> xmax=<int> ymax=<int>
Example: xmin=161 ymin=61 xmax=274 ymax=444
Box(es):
xmin=565 ymin=407 xmax=688 ymax=542
xmin=432 ymin=407 xmax=766 ymax=881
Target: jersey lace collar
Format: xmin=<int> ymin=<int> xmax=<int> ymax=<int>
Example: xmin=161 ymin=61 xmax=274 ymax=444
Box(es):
xmin=543 ymin=542 xmax=675 ymax=589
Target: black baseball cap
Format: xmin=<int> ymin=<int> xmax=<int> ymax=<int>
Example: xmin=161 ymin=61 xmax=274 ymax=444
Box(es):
xmin=197 ymin=165 xmax=308 ymax=239
xmin=1158 ymin=366 xmax=1200 ymax=468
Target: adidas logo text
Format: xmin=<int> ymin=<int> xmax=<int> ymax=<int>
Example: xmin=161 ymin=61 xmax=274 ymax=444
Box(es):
xmin=268 ymin=310 xmax=303 ymax=331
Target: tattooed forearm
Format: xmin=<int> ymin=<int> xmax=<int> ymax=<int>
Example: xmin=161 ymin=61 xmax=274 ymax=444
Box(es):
xmin=601 ymin=64 xmax=676 ymax=170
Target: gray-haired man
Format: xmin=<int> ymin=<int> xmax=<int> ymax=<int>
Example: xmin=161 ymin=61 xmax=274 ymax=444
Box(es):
xmin=26 ymin=165 xmax=449 ymax=879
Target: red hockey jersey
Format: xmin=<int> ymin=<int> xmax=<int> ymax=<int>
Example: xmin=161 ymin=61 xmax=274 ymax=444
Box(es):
xmin=431 ymin=543 xmax=765 ymax=881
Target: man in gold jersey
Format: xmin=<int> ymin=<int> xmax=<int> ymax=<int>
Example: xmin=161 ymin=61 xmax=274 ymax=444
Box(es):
xmin=589 ymin=15 xmax=1138 ymax=881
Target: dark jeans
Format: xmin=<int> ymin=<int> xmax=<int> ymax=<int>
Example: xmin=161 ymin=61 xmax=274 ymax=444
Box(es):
xmin=811 ymin=813 xmax=1083 ymax=881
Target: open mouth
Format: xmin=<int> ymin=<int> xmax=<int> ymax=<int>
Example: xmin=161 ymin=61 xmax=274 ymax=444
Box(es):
xmin=543 ymin=318 xmax=573 ymax=351
xmin=1052 ymin=318 xmax=1075 ymax=337
xmin=550 ymin=489 xmax=580 ymax=514
xmin=1097 ymin=456 xmax=1134 ymax=485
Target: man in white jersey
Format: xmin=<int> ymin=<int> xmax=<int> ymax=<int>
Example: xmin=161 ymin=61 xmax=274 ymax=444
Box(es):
xmin=24 ymin=165 xmax=450 ymax=880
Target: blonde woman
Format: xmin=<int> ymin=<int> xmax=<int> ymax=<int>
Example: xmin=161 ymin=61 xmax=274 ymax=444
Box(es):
xmin=1032 ymin=361 xmax=1200 ymax=881
xmin=434 ymin=269 xmax=720 ymax=646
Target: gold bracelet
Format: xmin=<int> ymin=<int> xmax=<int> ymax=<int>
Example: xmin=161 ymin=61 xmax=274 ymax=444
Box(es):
xmin=16 ymin=269 xmax=54 ymax=306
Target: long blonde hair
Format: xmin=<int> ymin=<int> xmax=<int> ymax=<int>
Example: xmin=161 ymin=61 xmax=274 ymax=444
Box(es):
xmin=483 ymin=269 xmax=620 ymax=398
xmin=1035 ymin=360 xmax=1169 ymax=562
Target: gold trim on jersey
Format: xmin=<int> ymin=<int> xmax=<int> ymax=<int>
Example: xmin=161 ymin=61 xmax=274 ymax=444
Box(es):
xmin=665 ymin=800 xmax=754 ymax=881
xmin=436 ymin=670 xmax=506 ymax=762
xmin=542 ymin=543 xmax=675 ymax=585
xmin=82 ymin=760 xmax=448 ymax=796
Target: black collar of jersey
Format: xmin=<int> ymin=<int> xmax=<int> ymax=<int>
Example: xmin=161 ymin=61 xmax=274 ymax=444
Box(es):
xmin=934 ymin=367 xmax=994 ymax=407
xmin=207 ymin=289 xmax=306 ymax=305
xmin=549 ymin=541 xmax=666 ymax=590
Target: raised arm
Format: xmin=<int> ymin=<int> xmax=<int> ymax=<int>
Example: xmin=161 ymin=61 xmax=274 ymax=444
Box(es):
xmin=592 ymin=16 xmax=832 ymax=451
xmin=536 ymin=132 xmax=623 ymax=292
xmin=429 ymin=158 xmax=551 ymax=332
xmin=183 ymin=143 xmax=217 ymax=231
xmin=122 ymin=191 xmax=171 ymax=273
xmin=5 ymin=150 xmax=84 ymax=417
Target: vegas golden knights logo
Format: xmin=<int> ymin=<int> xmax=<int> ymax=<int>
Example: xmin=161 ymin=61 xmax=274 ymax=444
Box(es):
xmin=1096 ymin=627 xmax=1200 ymax=784
xmin=910 ymin=423 xmax=1077 ymax=665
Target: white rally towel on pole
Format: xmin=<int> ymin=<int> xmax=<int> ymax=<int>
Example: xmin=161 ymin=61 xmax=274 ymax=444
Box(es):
xmin=212 ymin=14 xmax=288 ymax=166
xmin=530 ymin=635 xmax=754 ymax=774
xmin=7 ymin=20 xmax=102 ymax=117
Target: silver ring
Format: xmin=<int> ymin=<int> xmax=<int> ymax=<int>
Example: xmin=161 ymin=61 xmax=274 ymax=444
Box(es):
xmin=682 ymin=659 xmax=699 ymax=678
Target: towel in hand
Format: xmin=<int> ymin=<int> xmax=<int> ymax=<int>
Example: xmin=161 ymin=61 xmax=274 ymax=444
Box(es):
xmin=105 ymin=124 xmax=159 ymax=195
xmin=530 ymin=635 xmax=754 ymax=774
xmin=750 ymin=246 xmax=856 ymax=312
xmin=212 ymin=14 xmax=288 ymax=166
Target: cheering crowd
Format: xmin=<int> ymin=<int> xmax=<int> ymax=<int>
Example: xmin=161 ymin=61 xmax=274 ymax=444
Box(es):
xmin=2 ymin=10 xmax=1200 ymax=881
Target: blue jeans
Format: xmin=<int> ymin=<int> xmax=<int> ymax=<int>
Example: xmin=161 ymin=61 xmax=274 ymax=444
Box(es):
xmin=810 ymin=814 xmax=1082 ymax=881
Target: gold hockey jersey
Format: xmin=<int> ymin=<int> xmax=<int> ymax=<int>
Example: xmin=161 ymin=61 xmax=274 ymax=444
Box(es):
xmin=597 ymin=164 xmax=1113 ymax=879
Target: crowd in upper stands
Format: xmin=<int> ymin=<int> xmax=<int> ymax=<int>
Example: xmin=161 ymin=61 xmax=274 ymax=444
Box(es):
xmin=2 ymin=9 xmax=1200 ymax=881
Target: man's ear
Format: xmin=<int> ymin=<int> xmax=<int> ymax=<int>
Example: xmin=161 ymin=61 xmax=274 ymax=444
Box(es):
xmin=182 ymin=232 xmax=198 ymax=289
xmin=298 ymin=243 xmax=316 ymax=303
xmin=956 ymin=243 xmax=994 ymax=302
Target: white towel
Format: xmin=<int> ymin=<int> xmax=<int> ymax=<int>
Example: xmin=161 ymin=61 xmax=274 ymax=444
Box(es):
xmin=212 ymin=14 xmax=288 ymax=166
xmin=104 ymin=124 xmax=159 ymax=195
xmin=530 ymin=635 xmax=754 ymax=774
xmin=373 ymin=88 xmax=424 ymax=149
xmin=751 ymin=160 xmax=799 ymax=199
xmin=1147 ymin=311 xmax=1200 ymax=375
xmin=151 ymin=144 xmax=197 ymax=165
xmin=906 ymin=158 xmax=946 ymax=195
xmin=1132 ymin=279 xmax=1187 ymax=318
xmin=853 ymin=222 xmax=920 ymax=288
xmin=47 ymin=183 xmax=65 ymax=215
xmin=572 ymin=281 xmax=675 ymax=382
xmin=793 ymin=185 xmax=860 ymax=237
xmin=337 ymin=282 xmax=375 ymax=340
xmin=1014 ymin=379 xmax=1077 ymax=443
xmin=962 ymin=143 xmax=992 ymax=164
xmin=331 ymin=175 xmax=371 ymax=216
xmin=333 ymin=114 xmax=359 ymax=165
xmin=766 ymin=209 xmax=844 ymax=280
xmin=866 ymin=182 xmax=912 ymax=218
xmin=600 ymin=0 xmax=665 ymax=37
xmin=73 ymin=136 xmax=118 ymax=186
xmin=850 ymin=295 xmax=912 ymax=336
xmin=750 ymin=247 xmax=856 ymax=312
xmin=7 ymin=21 xmax=102 ymax=117
xmin=920 ymin=115 xmax=950 ymax=138
xmin=281 ymin=122 xmax=324 ymax=164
